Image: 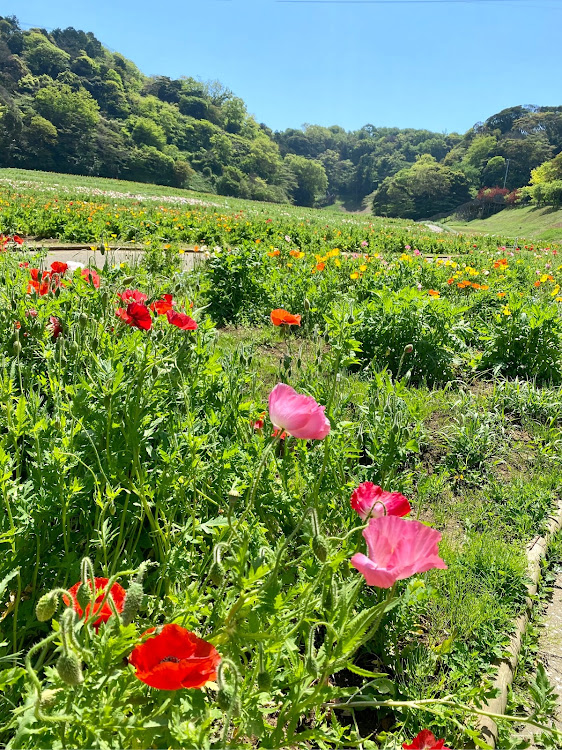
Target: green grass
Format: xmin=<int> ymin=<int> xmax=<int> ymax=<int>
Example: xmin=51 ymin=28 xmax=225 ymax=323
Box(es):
xmin=445 ymin=205 xmax=562 ymax=243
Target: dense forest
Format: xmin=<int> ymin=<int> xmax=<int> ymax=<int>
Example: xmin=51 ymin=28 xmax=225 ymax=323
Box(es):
xmin=1 ymin=15 xmax=561 ymax=218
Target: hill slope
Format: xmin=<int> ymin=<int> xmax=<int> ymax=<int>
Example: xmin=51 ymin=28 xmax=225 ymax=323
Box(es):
xmin=445 ymin=205 xmax=562 ymax=243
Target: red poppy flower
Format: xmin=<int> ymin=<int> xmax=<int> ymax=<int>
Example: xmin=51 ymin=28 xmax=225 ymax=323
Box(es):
xmin=50 ymin=261 xmax=68 ymax=275
xmin=116 ymin=302 xmax=152 ymax=330
xmin=118 ymin=289 xmax=148 ymax=304
xmin=12 ymin=235 xmax=24 ymax=245
xmin=19 ymin=262 xmax=29 ymax=268
xmin=402 ymin=730 xmax=451 ymax=750
xmin=150 ymin=294 xmax=174 ymax=315
xmin=166 ymin=310 xmax=197 ymax=330
xmin=27 ymin=276 xmax=50 ymax=296
xmin=30 ymin=268 xmax=49 ymax=282
xmin=81 ymin=269 xmax=101 ymax=288
xmin=64 ymin=577 xmax=126 ymax=631
xmin=47 ymin=316 xmax=61 ymax=340
xmin=129 ymin=623 xmax=220 ymax=690
xmin=270 ymin=309 xmax=301 ymax=326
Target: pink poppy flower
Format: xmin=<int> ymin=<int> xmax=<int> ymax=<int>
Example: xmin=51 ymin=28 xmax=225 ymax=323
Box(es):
xmin=268 ymin=383 xmax=330 ymax=441
xmin=351 ymin=482 xmax=411 ymax=521
xmin=117 ymin=289 xmax=148 ymax=304
xmin=81 ymin=269 xmax=101 ymax=288
xmin=166 ymin=310 xmax=197 ymax=330
xmin=351 ymin=516 xmax=447 ymax=588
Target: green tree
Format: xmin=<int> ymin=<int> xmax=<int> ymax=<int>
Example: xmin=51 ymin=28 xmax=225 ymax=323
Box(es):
xmin=372 ymin=156 xmax=472 ymax=219
xmin=129 ymin=116 xmax=166 ymax=150
xmin=23 ymin=32 xmax=70 ymax=77
xmin=530 ymin=152 xmax=562 ymax=185
xmin=34 ymin=83 xmax=99 ymax=130
xmin=284 ymin=154 xmax=328 ymax=206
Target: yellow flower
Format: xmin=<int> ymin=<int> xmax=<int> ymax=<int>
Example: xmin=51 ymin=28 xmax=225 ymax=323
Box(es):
xmin=350 ymin=272 xmax=360 ymax=280
xmin=552 ymin=285 xmax=560 ymax=296
xmin=502 ymin=305 xmax=512 ymax=316
xmin=359 ymin=265 xmax=367 ymax=272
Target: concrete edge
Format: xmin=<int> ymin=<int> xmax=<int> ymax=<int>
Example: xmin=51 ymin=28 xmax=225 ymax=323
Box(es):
xmin=478 ymin=500 xmax=562 ymax=747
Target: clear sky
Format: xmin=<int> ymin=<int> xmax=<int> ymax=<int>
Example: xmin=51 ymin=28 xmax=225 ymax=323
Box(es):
xmin=13 ymin=0 xmax=562 ymax=135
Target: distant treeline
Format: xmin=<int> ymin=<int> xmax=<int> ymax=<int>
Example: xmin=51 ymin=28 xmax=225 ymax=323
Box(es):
xmin=0 ymin=15 xmax=561 ymax=217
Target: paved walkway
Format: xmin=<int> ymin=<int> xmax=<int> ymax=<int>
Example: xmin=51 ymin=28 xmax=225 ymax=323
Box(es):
xmin=41 ymin=247 xmax=201 ymax=271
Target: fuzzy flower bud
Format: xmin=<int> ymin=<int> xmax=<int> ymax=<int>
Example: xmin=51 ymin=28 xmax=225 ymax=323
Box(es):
xmin=36 ymin=592 xmax=58 ymax=622
xmin=121 ymin=581 xmax=144 ymax=627
xmin=257 ymin=670 xmax=272 ymax=691
xmin=312 ymin=535 xmax=328 ymax=563
xmin=56 ymin=651 xmax=84 ymax=686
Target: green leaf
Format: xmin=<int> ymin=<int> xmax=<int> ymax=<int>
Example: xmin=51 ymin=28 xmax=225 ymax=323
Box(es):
xmin=0 ymin=666 xmax=26 ymax=691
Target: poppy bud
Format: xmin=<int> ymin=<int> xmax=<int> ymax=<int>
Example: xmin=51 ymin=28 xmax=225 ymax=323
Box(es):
xmin=404 ymin=344 xmax=414 ymax=354
xmin=75 ymin=583 xmax=91 ymax=611
xmin=305 ymin=655 xmax=319 ymax=676
xmin=13 ymin=341 xmax=22 ymax=356
xmin=304 ymin=298 xmax=311 ymax=311
xmin=121 ymin=581 xmax=144 ymax=626
xmin=217 ymin=683 xmax=236 ymax=711
xmin=56 ymin=651 xmax=84 ymax=686
xmin=209 ymin=560 xmax=225 ymax=587
xmin=257 ymin=670 xmax=271 ymax=691
xmin=40 ymin=688 xmax=62 ymax=708
xmin=36 ymin=592 xmax=58 ymax=621
xmin=312 ymin=535 xmax=328 ymax=563
xmin=121 ymin=276 xmax=134 ymax=285
xmin=227 ymin=488 xmax=241 ymax=502
xmin=79 ymin=312 xmax=88 ymax=328
xmin=151 ymin=365 xmax=159 ymax=380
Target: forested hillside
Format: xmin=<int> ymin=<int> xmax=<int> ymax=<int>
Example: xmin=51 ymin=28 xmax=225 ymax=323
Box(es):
xmin=1 ymin=14 xmax=561 ymax=217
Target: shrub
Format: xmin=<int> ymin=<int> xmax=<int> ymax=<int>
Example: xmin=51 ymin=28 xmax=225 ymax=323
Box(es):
xmin=479 ymin=301 xmax=562 ymax=382
xmin=353 ymin=289 xmax=470 ymax=384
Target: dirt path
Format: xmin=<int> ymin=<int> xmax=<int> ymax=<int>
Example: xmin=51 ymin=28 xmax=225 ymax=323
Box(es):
xmin=517 ymin=569 xmax=562 ymax=747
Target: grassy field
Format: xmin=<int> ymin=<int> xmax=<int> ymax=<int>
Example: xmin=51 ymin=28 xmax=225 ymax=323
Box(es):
xmin=446 ymin=204 xmax=562 ymax=243
xmin=1 ymin=169 xmax=562 ymax=749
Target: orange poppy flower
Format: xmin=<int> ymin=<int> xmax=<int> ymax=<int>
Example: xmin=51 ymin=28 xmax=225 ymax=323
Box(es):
xmin=428 ymin=289 xmax=440 ymax=297
xmin=267 ymin=249 xmax=280 ymax=257
xmin=271 ymin=309 xmax=301 ymax=326
xmin=493 ymin=258 xmax=508 ymax=269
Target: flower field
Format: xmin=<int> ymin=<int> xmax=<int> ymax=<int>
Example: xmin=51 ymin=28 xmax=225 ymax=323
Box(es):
xmin=2 ymin=170 xmax=562 ymax=749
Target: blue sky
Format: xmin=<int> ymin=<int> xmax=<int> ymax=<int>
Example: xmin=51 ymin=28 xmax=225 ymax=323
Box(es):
xmin=14 ymin=0 xmax=562 ymax=135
